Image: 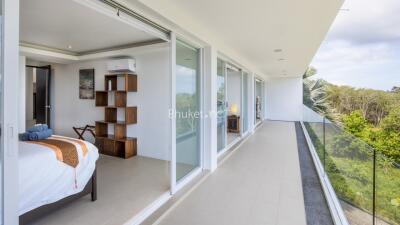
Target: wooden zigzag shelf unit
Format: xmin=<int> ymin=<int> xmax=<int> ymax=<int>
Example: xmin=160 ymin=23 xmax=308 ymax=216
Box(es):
xmin=95 ymin=73 xmax=138 ymax=159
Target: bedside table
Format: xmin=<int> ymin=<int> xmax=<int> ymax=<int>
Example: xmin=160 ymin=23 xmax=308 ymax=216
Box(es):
xmin=227 ymin=115 xmax=240 ymax=133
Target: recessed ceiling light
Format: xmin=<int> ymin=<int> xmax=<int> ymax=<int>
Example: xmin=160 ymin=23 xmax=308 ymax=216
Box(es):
xmin=278 ymin=58 xmax=285 ymax=61
xmin=274 ymin=49 xmax=282 ymax=53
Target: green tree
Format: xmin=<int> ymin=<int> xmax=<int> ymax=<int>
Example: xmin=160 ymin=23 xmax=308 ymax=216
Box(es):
xmin=303 ymin=79 xmax=330 ymax=115
xmin=303 ymin=67 xmax=317 ymax=79
xmin=374 ymin=108 xmax=400 ymax=163
xmin=391 ymin=86 xmax=400 ymax=93
xmin=342 ymin=111 xmax=371 ymax=139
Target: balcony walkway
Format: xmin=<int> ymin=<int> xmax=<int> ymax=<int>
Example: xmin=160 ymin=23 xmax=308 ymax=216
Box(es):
xmin=154 ymin=121 xmax=307 ymax=225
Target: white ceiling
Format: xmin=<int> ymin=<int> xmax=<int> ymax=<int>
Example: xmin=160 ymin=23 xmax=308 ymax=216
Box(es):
xmin=20 ymin=0 xmax=161 ymax=54
xmin=131 ymin=0 xmax=344 ymax=77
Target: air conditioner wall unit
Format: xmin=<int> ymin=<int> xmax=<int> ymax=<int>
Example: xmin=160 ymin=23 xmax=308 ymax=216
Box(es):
xmin=107 ymin=59 xmax=136 ymax=72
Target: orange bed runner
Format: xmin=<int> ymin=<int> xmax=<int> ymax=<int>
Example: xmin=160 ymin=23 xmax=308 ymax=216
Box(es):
xmin=28 ymin=137 xmax=88 ymax=168
xmin=50 ymin=136 xmax=88 ymax=156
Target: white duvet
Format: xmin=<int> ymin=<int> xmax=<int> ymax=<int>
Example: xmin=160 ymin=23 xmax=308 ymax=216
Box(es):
xmin=18 ymin=135 xmax=99 ymax=215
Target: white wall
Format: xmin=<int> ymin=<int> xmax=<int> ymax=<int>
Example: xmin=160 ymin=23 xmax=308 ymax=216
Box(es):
xmin=19 ymin=56 xmax=26 ymax=132
xmin=226 ymin=70 xmax=241 ymax=115
xmin=39 ymin=48 xmax=171 ymax=161
xmin=126 ymin=49 xmax=171 ymax=160
xmin=3 ymin=0 xmax=20 ymax=224
xmin=266 ymin=77 xmax=303 ymax=121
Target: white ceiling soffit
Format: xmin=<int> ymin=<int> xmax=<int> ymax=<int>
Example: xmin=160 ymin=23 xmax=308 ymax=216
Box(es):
xmin=20 ymin=0 xmax=167 ymax=54
xmin=128 ymin=0 xmax=344 ymax=78
xmin=20 ymin=42 xmax=169 ymax=65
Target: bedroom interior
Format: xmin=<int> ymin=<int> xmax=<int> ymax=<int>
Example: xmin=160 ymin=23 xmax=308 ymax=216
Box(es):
xmin=217 ymin=58 xmax=246 ymax=154
xmin=226 ymin=67 xmax=242 ymax=145
xmin=18 ymin=0 xmax=172 ymax=224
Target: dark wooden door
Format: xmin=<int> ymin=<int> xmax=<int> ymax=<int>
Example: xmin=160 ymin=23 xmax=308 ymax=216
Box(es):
xmin=35 ymin=66 xmax=51 ymax=127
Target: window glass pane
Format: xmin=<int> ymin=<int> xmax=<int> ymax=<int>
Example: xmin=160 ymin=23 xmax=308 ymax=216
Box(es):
xmin=176 ymin=40 xmax=200 ymax=181
xmin=255 ymin=80 xmax=262 ymax=124
xmin=0 ymin=1 xmax=4 ymax=223
xmin=217 ymin=59 xmax=226 ymax=152
xmin=242 ymin=72 xmax=248 ymax=133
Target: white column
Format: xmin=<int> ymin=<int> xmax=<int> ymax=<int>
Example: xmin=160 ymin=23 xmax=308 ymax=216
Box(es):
xmin=19 ymin=55 xmax=26 ymax=132
xmin=202 ymin=46 xmax=217 ymax=172
xmin=3 ymin=0 xmax=20 ymax=224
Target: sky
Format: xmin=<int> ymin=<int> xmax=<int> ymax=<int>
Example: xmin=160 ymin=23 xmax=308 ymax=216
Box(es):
xmin=310 ymin=0 xmax=400 ymax=91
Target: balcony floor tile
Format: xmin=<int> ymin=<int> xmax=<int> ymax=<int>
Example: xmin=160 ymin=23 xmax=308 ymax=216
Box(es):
xmin=156 ymin=121 xmax=307 ymax=225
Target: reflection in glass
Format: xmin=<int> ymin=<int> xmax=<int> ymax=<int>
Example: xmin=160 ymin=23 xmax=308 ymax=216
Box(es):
xmin=0 ymin=2 xmax=3 ymax=223
xmin=176 ymin=40 xmax=200 ymax=182
xmin=255 ymin=80 xmax=262 ymax=124
xmin=217 ymin=59 xmax=226 ymax=152
xmin=242 ymin=72 xmax=248 ymax=133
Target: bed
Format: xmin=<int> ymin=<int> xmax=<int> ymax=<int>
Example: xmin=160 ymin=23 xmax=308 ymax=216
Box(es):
xmin=18 ymin=135 xmax=99 ymax=224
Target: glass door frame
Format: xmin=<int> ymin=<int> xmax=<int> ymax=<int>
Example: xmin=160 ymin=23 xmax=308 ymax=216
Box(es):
xmin=170 ymin=34 xmax=205 ymax=194
xmin=241 ymin=71 xmax=249 ymax=136
xmin=2 ymin=0 xmax=20 ymax=224
xmin=216 ymin=58 xmax=227 ymax=153
xmin=254 ymin=77 xmax=264 ymax=126
xmin=217 ymin=60 xmax=243 ymax=157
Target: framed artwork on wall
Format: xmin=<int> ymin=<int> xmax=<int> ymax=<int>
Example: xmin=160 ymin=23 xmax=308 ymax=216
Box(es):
xmin=79 ymin=69 xmax=95 ymax=99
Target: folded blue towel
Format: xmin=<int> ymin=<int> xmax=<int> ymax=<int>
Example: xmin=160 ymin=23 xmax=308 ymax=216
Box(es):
xmin=27 ymin=124 xmax=49 ymax=133
xmin=20 ymin=129 xmax=53 ymax=141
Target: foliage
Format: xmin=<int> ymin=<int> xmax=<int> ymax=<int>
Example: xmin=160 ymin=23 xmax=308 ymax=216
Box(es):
xmin=303 ymin=66 xmax=317 ymax=79
xmin=392 ymin=86 xmax=400 ymax=93
xmin=373 ymin=108 xmax=400 ymax=163
xmin=304 ymin=122 xmax=400 ymax=224
xmin=176 ymin=93 xmax=199 ymax=136
xmin=303 ymin=72 xmax=400 ymax=162
xmin=303 ymin=78 xmax=331 ymax=116
xmin=303 ymin=69 xmax=400 ymax=223
xmin=342 ymin=111 xmax=372 ymax=138
xmin=324 ymin=84 xmax=396 ymax=126
xmin=329 ymin=132 xmax=372 ymax=161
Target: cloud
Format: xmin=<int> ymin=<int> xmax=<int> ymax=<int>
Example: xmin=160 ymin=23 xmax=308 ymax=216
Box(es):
xmin=310 ymin=40 xmax=400 ymax=90
xmin=326 ymin=0 xmax=400 ymax=45
xmin=309 ymin=0 xmax=400 ymax=90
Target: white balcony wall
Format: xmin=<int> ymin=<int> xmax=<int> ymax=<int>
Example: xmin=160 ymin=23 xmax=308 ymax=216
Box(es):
xmin=266 ymin=77 xmax=303 ymax=121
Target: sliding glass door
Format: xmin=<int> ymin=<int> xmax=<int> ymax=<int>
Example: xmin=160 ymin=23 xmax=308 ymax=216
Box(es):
xmin=254 ymin=79 xmax=263 ymax=124
xmin=217 ymin=59 xmax=226 ymax=152
xmin=0 ymin=1 xmax=3 ymax=222
xmin=175 ymin=39 xmax=201 ymax=182
xmin=217 ymin=60 xmax=246 ymax=152
xmin=242 ymin=72 xmax=248 ymax=133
